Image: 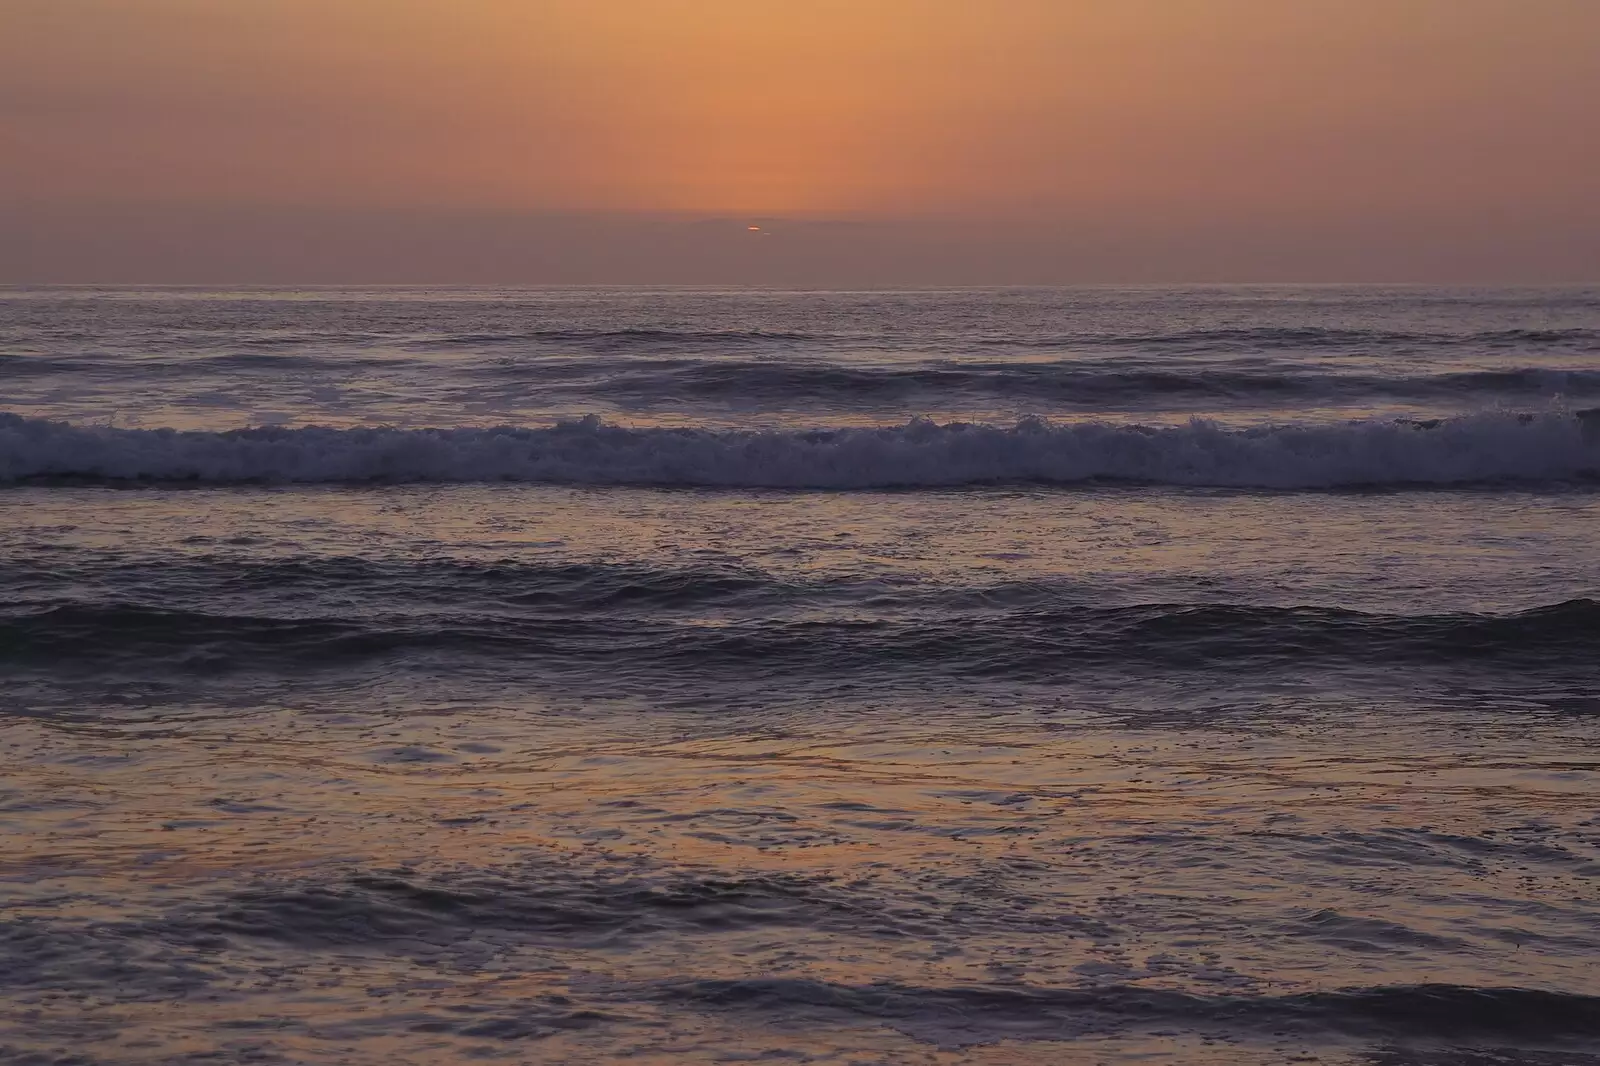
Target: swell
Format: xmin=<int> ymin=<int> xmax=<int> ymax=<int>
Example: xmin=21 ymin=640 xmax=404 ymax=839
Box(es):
xmin=663 ymin=977 xmax=1600 ymax=1043
xmin=0 ymin=350 xmax=418 ymax=377
xmin=0 ymin=556 xmax=785 ymax=614
xmin=16 ymin=349 xmax=1600 ymax=413
xmin=413 ymin=327 xmax=823 ymax=352
xmin=407 ymin=325 xmax=1600 ymax=353
xmin=1070 ymin=325 xmax=1600 ymax=353
xmin=563 ymin=360 xmax=1600 ymax=404
xmin=26 ymin=857 xmax=1600 ymax=1044
xmin=204 ymin=867 xmax=857 ymax=947
xmin=5 ymin=598 xmax=1596 ymax=678
xmin=3 ymin=412 xmax=1598 ymax=489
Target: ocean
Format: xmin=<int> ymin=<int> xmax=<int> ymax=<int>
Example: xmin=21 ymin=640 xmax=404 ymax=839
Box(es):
xmin=2 ymin=285 xmax=1598 ymax=1065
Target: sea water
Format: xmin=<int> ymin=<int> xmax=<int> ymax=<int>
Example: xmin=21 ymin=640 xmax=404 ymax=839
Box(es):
xmin=2 ymin=286 xmax=1598 ymax=1064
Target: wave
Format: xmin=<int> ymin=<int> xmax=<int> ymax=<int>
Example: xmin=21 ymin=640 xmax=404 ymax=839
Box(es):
xmin=207 ymin=868 xmax=849 ymax=947
xmin=0 ymin=351 xmax=417 ymax=377
xmin=566 ymin=360 xmax=1600 ymax=404
xmin=414 ymin=325 xmax=1600 ymax=354
xmin=13 ymin=342 xmax=1600 ymax=408
xmin=2 ymin=411 xmax=1598 ymax=488
xmin=6 ymin=599 xmax=1596 ymax=678
xmin=664 ymin=977 xmax=1600 ymax=1044
xmin=44 ymin=850 xmax=1600 ymax=1045
xmin=1069 ymin=325 xmax=1600 ymax=353
xmin=415 ymin=327 xmax=823 ymax=353
xmin=0 ymin=556 xmax=786 ymax=613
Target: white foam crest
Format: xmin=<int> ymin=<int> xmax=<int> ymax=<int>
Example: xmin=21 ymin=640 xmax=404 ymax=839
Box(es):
xmin=1 ymin=412 xmax=1596 ymax=489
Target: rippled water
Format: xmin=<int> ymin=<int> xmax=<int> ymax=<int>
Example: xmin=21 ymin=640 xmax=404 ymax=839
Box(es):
xmin=2 ymin=287 xmax=1598 ymax=1064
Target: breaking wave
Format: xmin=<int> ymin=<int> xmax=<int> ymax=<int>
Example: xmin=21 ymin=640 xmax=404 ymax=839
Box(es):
xmin=2 ymin=411 xmax=1598 ymax=489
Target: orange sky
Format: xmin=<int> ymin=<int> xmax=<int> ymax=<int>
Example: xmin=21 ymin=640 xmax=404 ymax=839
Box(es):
xmin=3 ymin=0 xmax=1598 ymax=281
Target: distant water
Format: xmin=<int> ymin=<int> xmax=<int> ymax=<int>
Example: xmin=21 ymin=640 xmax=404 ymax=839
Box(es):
xmin=2 ymin=286 xmax=1598 ymax=1065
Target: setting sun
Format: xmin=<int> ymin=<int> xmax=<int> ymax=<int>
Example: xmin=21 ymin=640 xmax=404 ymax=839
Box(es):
xmin=3 ymin=0 xmax=1597 ymax=280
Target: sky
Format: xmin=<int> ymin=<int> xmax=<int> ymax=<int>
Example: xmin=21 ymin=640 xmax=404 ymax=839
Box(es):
xmin=2 ymin=0 xmax=1597 ymax=284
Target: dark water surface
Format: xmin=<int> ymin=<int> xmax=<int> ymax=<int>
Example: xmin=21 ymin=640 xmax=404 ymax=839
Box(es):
xmin=2 ymin=287 xmax=1598 ymax=1064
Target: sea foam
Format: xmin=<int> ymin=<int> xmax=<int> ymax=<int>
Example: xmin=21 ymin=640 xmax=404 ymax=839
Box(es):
xmin=1 ymin=412 xmax=1596 ymax=489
